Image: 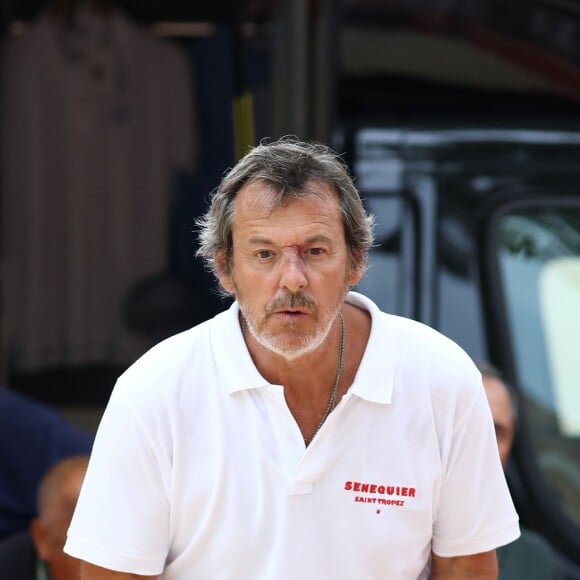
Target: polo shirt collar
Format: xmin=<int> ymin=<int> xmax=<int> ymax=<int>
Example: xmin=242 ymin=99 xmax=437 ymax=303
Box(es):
xmin=345 ymin=292 xmax=397 ymax=405
xmin=210 ymin=293 xmax=397 ymax=404
xmin=210 ymin=301 xmax=271 ymax=395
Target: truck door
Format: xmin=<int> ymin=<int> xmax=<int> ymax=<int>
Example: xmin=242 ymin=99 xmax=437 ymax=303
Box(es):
xmin=484 ymin=195 xmax=580 ymax=569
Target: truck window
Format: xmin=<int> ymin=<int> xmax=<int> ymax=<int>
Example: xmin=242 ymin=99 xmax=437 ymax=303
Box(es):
xmin=356 ymin=196 xmax=417 ymax=318
xmin=351 ymin=130 xmax=418 ymax=319
xmin=495 ymin=206 xmax=580 ymax=528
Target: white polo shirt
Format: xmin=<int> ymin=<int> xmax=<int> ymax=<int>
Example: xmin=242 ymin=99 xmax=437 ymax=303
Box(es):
xmin=65 ymin=292 xmax=519 ymax=579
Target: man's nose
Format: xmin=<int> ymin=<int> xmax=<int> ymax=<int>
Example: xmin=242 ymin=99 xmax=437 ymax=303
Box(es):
xmin=279 ymin=247 xmax=308 ymax=293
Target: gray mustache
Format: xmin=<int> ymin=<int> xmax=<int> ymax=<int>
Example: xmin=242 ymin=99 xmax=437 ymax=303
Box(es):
xmin=266 ymin=293 xmax=317 ymax=314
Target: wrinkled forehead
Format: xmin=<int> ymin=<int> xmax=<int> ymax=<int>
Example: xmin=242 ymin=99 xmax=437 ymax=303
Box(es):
xmin=234 ymin=178 xmax=339 ymax=214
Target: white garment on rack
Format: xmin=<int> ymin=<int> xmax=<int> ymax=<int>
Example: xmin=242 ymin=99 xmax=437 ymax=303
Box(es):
xmin=1 ymin=7 xmax=196 ymax=371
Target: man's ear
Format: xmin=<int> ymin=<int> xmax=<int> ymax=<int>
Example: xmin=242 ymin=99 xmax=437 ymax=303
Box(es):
xmin=215 ymin=250 xmax=234 ymax=294
xmin=30 ymin=519 xmax=50 ymax=560
xmin=347 ymin=252 xmax=365 ymax=288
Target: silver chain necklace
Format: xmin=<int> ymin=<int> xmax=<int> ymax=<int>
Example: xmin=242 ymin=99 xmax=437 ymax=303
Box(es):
xmin=241 ymin=312 xmax=345 ymax=447
xmin=306 ymin=312 xmax=345 ymax=446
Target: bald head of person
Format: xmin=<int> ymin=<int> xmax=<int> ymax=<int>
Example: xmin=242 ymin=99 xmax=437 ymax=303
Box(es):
xmin=30 ymin=455 xmax=89 ymax=580
xmin=478 ymin=362 xmax=518 ymax=469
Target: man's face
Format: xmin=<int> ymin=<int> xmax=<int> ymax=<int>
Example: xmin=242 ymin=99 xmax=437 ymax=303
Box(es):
xmin=35 ymin=514 xmax=80 ymax=580
xmin=30 ymin=470 xmax=84 ymax=580
xmin=483 ymin=375 xmax=515 ymax=468
xmin=218 ymin=180 xmax=362 ymax=359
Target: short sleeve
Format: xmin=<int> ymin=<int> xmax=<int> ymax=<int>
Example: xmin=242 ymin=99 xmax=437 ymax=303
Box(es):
xmin=432 ymin=376 xmax=520 ymax=557
xmin=64 ymin=384 xmax=170 ymax=575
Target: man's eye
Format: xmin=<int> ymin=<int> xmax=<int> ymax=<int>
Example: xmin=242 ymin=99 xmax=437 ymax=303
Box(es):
xmin=308 ymin=248 xmax=325 ymax=256
xmin=256 ymin=250 xmax=273 ymax=259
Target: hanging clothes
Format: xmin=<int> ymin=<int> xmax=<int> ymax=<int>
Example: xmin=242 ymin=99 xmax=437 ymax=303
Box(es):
xmin=1 ymin=5 xmax=196 ymax=372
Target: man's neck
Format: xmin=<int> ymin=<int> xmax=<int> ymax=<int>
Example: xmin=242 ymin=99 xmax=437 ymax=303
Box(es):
xmin=242 ymin=302 xmax=372 ymax=443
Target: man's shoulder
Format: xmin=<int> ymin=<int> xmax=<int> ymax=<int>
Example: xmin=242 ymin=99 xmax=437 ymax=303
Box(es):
xmin=121 ymin=311 xmax=227 ymax=379
xmin=350 ymin=292 xmax=481 ymax=405
xmin=353 ymin=291 xmax=475 ymax=370
xmin=113 ymin=308 xmax=238 ymax=409
xmin=350 ymin=291 xmax=467 ymax=349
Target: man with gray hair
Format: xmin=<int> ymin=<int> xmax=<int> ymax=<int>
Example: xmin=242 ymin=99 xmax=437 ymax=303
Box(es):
xmin=65 ymin=138 xmax=519 ymax=579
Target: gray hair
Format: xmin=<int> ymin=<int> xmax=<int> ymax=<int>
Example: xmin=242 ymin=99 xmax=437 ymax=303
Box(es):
xmin=196 ymin=138 xmax=375 ymax=289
